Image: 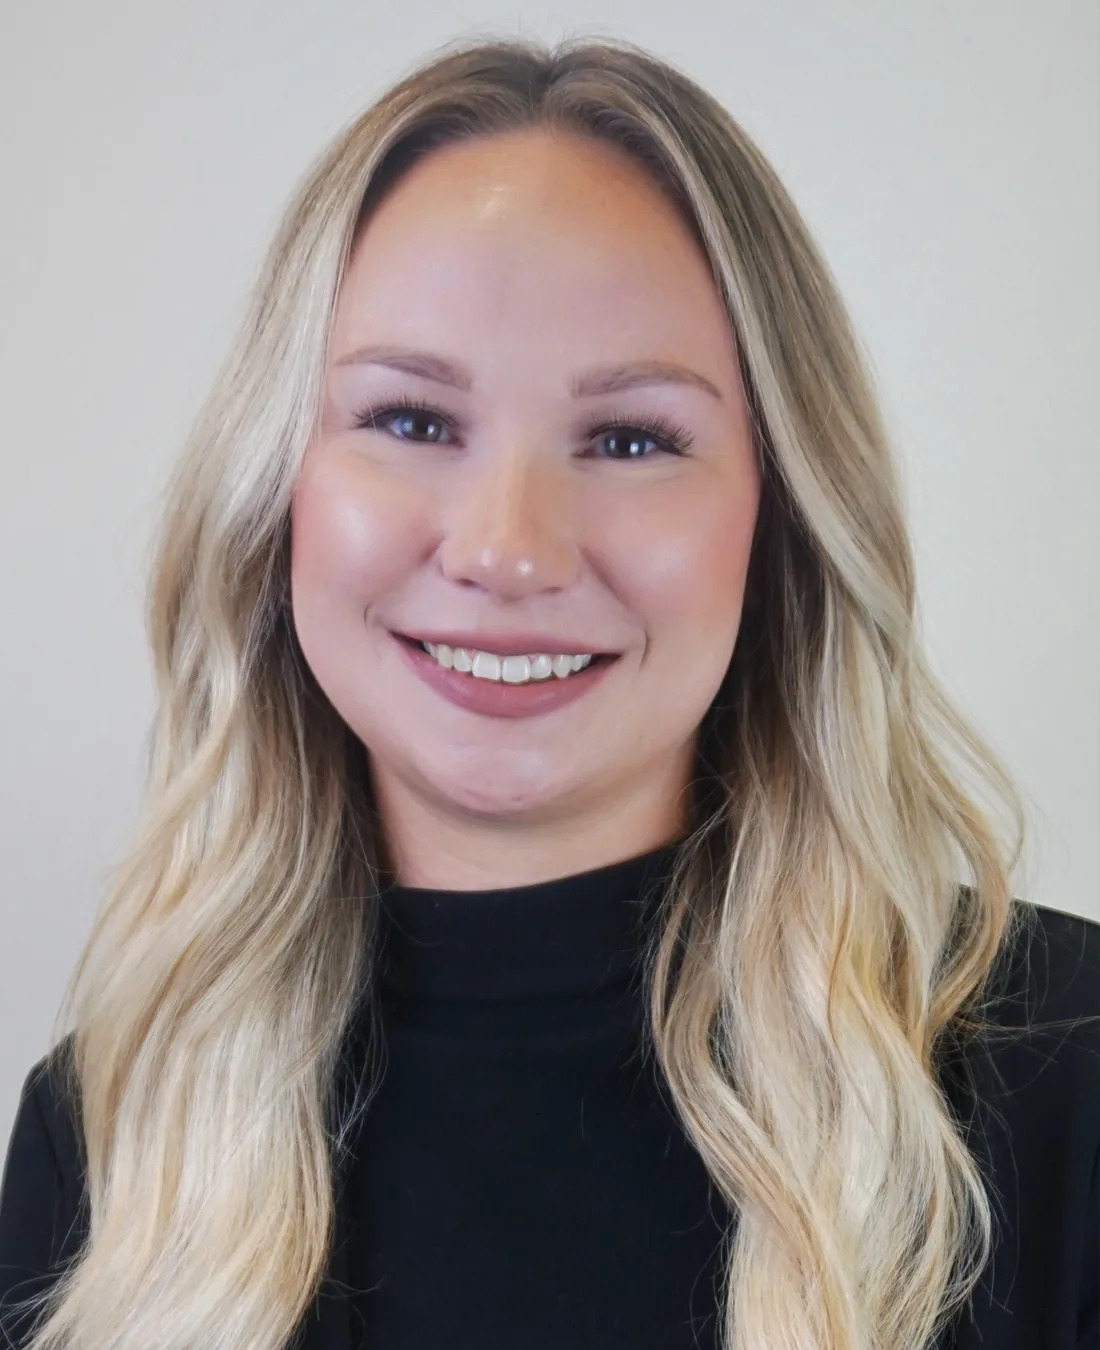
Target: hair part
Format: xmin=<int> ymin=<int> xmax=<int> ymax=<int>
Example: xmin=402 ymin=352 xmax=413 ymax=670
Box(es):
xmin=19 ymin=31 xmax=1034 ymax=1350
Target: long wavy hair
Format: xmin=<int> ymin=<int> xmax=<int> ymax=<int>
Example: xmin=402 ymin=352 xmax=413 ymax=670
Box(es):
xmin=20 ymin=32 xmax=1035 ymax=1350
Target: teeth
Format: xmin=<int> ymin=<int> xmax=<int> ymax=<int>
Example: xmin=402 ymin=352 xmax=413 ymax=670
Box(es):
xmin=422 ymin=642 xmax=595 ymax=684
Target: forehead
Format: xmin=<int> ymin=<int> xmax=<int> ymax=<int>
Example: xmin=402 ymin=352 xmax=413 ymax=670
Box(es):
xmin=330 ymin=130 xmax=737 ymax=373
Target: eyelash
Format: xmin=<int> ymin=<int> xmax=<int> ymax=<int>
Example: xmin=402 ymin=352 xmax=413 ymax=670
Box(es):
xmin=351 ymin=396 xmax=695 ymax=459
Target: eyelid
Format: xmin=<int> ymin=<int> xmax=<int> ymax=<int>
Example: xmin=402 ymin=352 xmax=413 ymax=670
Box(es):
xmin=354 ymin=395 xmax=464 ymax=437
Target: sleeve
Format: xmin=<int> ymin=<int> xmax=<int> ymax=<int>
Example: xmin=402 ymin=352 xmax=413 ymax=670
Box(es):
xmin=0 ymin=1061 xmax=70 ymax=1345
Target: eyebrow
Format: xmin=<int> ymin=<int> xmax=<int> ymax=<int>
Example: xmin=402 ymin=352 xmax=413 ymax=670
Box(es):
xmin=333 ymin=344 xmax=724 ymax=401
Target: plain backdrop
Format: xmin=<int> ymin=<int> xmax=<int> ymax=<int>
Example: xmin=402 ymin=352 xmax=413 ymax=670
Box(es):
xmin=1 ymin=1 xmax=1098 ymax=1149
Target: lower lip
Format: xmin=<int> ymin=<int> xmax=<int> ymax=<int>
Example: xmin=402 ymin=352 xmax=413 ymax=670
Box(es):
xmin=392 ymin=634 xmax=619 ymax=719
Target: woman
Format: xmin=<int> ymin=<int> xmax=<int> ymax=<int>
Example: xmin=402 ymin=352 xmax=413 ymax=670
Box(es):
xmin=0 ymin=33 xmax=1096 ymax=1350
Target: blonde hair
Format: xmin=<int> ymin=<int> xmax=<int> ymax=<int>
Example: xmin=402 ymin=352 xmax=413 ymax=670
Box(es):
xmin=21 ymin=32 xmax=1034 ymax=1350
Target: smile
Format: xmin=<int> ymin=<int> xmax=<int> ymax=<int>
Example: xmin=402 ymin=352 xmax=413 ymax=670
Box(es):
xmin=392 ymin=633 xmax=619 ymax=719
xmin=419 ymin=641 xmax=598 ymax=685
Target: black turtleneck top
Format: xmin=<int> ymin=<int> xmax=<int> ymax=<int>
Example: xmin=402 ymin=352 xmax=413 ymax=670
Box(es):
xmin=343 ymin=842 xmax=733 ymax=1349
xmin=1 ymin=844 xmax=1097 ymax=1349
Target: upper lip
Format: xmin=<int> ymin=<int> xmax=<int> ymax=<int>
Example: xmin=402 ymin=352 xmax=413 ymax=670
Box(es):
xmin=396 ymin=629 xmax=620 ymax=657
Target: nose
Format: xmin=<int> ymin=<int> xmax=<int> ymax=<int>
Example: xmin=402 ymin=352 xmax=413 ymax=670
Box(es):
xmin=437 ymin=447 xmax=579 ymax=600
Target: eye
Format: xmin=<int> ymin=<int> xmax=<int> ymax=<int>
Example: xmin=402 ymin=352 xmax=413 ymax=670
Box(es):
xmin=352 ymin=398 xmax=694 ymax=458
xmin=586 ymin=415 xmax=694 ymax=460
xmin=354 ymin=398 xmax=455 ymax=444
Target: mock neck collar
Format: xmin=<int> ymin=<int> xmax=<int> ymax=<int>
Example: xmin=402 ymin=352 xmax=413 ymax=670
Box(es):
xmin=375 ymin=841 xmax=684 ymax=1004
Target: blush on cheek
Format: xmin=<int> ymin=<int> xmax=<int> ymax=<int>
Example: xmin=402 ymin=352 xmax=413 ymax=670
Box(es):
xmin=631 ymin=499 xmax=759 ymax=648
xmin=290 ymin=446 xmax=427 ymax=630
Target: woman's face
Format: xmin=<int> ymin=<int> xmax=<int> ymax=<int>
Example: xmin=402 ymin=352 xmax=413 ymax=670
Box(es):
xmin=290 ymin=128 xmax=762 ymax=887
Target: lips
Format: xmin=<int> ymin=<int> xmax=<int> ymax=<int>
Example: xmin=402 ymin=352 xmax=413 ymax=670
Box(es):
xmin=393 ymin=629 xmax=619 ymax=718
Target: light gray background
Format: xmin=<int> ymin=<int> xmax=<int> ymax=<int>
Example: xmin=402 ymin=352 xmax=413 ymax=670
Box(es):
xmin=2 ymin=2 xmax=1097 ymax=1148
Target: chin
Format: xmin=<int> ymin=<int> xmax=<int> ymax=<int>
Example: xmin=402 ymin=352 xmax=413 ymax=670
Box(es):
xmin=413 ymin=760 xmax=582 ymax=822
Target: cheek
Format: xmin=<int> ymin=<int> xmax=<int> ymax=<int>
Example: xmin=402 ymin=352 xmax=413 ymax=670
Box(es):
xmin=288 ymin=450 xmax=415 ymax=642
xmin=598 ymin=477 xmax=760 ymax=643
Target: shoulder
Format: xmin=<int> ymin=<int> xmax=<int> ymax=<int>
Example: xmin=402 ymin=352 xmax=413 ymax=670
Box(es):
xmin=19 ymin=1034 xmax=84 ymax=1182
xmin=948 ymin=896 xmax=1100 ymax=1101
xmin=0 ymin=1033 xmax=88 ymax=1273
xmin=947 ymin=896 xmax=1099 ymax=1207
xmin=938 ymin=894 xmax=1100 ymax=1180
xmin=938 ymin=900 xmax=1100 ymax=1343
xmin=981 ymin=897 xmax=1100 ymax=1035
